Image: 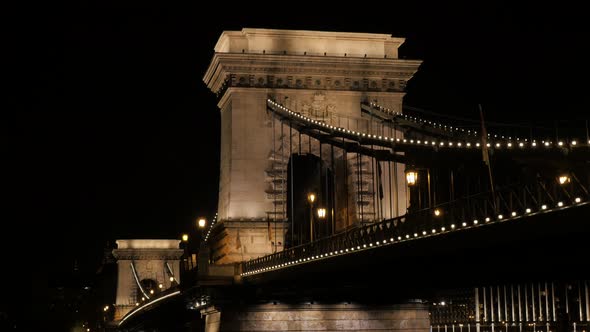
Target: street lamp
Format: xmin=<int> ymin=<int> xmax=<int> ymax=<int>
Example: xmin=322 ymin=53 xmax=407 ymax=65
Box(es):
xmin=317 ymin=208 xmax=326 ymax=219
xmin=558 ymin=174 xmax=570 ymax=185
xmin=405 ymin=168 xmax=418 ymax=186
xmin=434 ymin=208 xmax=442 ymax=217
xmin=197 ymin=218 xmax=207 ymax=229
xmin=181 ymin=234 xmax=189 ymax=242
xmin=308 ymin=193 xmax=316 ymax=243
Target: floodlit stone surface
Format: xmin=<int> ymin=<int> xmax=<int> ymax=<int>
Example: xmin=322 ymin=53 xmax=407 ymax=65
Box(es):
xmin=202 ymin=303 xmax=429 ymax=331
xmin=112 ymin=239 xmax=183 ymax=321
xmin=204 ymin=28 xmax=421 ymax=264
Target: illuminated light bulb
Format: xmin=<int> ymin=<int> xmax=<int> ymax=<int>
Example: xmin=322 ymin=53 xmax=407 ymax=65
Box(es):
xmin=485 ymin=217 xmax=490 ymax=222
xmin=382 ymin=239 xmax=387 ymax=243
xmin=558 ymin=141 xmax=564 ymax=146
xmin=405 ymin=234 xmax=410 ymax=239
xmin=541 ymin=204 xmax=547 ymax=210
xmin=498 ymin=214 xmax=503 ymax=219
xmin=532 ymin=142 xmax=537 ymax=147
xmin=558 ymin=175 xmax=570 ymax=184
xmin=376 ymin=241 xmax=380 ymax=245
xmin=473 ymin=220 xmax=478 ymax=225
xmin=496 ymin=143 xmax=500 ymax=147
xmin=557 ymin=201 xmax=563 ymax=207
xmin=170 ymin=277 xmax=174 ymax=282
xmin=451 ymin=224 xmax=455 ymax=229
xmin=462 ymin=222 xmax=467 ymax=227
xmin=572 ymin=140 xmax=577 ymax=145
xmin=476 ymin=143 xmax=481 ymax=147
xmin=363 ymin=244 xmax=367 ymax=248
xmin=423 ymin=231 xmax=427 ymax=235
xmin=507 ymin=143 xmax=512 ymax=147
xmin=511 ymin=212 xmax=517 ymax=217
xmin=434 ymin=208 xmax=441 ymax=216
xmin=486 ymin=143 xmax=491 ymax=147
xmin=458 ymin=143 xmax=462 ymax=147
xmin=431 ymin=229 xmax=436 ymax=233
xmin=398 ymin=236 xmax=402 ymax=240
xmin=390 ymin=238 xmax=394 ymax=242
xmin=466 ymin=143 xmax=471 ymax=147
xmin=519 ymin=142 xmax=524 ymax=147
xmin=575 ymin=197 xmax=581 ymax=203
xmin=544 ymin=142 xmax=550 ymax=146
xmin=414 ymin=233 xmax=418 ymax=237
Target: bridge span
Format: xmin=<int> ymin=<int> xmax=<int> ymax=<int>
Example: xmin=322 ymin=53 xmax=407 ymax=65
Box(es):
xmin=112 ymin=28 xmax=590 ymax=332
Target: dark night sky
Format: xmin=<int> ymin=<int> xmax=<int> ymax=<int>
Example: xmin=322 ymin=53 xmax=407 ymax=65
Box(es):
xmin=8 ymin=1 xmax=589 ymax=311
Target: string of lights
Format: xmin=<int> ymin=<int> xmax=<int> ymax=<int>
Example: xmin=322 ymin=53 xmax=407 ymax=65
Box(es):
xmin=369 ymin=102 xmax=586 ymax=144
xmin=267 ymin=99 xmax=588 ymax=151
xmin=242 ymin=196 xmax=587 ymax=277
xmin=203 ymin=212 xmax=218 ymax=243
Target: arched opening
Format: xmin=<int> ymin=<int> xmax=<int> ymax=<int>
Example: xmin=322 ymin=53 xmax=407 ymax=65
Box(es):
xmin=138 ymin=279 xmax=158 ymax=300
xmin=285 ymin=153 xmax=335 ymax=248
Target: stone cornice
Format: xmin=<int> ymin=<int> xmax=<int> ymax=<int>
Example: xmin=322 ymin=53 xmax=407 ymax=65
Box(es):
xmin=204 ymin=53 xmax=422 ymax=94
xmin=112 ymin=249 xmax=184 ymax=260
xmin=221 ymin=220 xmax=289 ymax=229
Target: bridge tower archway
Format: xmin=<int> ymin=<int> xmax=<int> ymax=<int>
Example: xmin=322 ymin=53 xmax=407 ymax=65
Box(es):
xmin=111 ymin=239 xmax=183 ymax=322
xmin=204 ymin=28 xmax=421 ymax=264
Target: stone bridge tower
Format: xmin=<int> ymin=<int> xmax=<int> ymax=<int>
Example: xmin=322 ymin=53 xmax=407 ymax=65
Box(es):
xmin=204 ymin=28 xmax=421 ymax=264
xmin=112 ymin=239 xmax=183 ymax=321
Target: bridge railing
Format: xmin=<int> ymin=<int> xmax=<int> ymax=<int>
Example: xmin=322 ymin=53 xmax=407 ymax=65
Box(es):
xmin=429 ymin=322 xmax=589 ymax=332
xmin=242 ymin=176 xmax=588 ymax=276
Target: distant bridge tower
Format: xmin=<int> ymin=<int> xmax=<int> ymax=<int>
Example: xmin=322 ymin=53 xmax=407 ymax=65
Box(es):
xmin=204 ymin=28 xmax=421 ymax=264
xmin=112 ymin=239 xmax=183 ymax=321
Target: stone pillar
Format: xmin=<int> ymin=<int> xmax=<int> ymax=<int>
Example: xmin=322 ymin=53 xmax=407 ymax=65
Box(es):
xmin=112 ymin=239 xmax=183 ymax=322
xmin=204 ymin=28 xmax=421 ymax=264
xmin=200 ymin=302 xmax=429 ymax=332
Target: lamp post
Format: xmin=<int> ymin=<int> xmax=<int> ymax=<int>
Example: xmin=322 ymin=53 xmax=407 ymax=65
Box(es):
xmin=404 ymin=166 xmax=434 ymax=210
xmin=317 ymin=208 xmax=326 ymax=239
xmin=180 ymin=234 xmax=189 ymax=272
xmin=308 ymin=193 xmax=316 ymax=243
xmin=405 ymin=167 xmax=420 ymax=211
xmin=405 ymin=168 xmax=418 ymax=186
